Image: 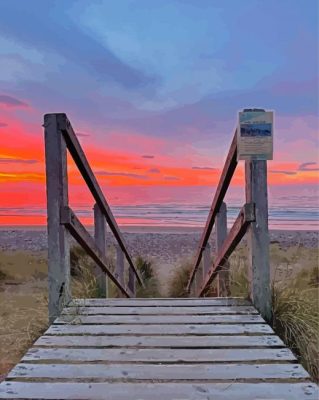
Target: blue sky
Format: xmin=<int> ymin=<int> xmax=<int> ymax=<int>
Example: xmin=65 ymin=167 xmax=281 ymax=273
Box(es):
xmin=0 ymin=0 xmax=318 ymax=223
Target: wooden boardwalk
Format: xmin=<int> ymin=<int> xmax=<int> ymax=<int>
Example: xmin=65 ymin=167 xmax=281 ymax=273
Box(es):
xmin=0 ymin=297 xmax=318 ymax=399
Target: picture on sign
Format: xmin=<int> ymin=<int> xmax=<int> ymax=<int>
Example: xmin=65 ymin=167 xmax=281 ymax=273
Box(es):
xmin=237 ymin=109 xmax=273 ymax=160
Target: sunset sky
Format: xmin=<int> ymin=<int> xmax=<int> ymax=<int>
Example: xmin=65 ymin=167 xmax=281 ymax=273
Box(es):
xmin=0 ymin=0 xmax=318 ymax=225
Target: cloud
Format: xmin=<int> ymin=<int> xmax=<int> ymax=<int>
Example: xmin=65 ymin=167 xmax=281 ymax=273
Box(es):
xmin=0 ymin=1 xmax=158 ymax=90
xmin=164 ymin=176 xmax=180 ymax=181
xmin=0 ymin=94 xmax=28 ymax=108
xmin=148 ymin=168 xmax=160 ymax=173
xmin=95 ymin=171 xmax=148 ymax=180
xmin=0 ymin=156 xmax=38 ymax=164
xmin=192 ymin=166 xmax=216 ymax=171
xmin=142 ymin=155 xmax=155 ymax=159
xmin=298 ymin=162 xmax=319 ymax=171
xmin=269 ymin=170 xmax=297 ymax=176
xmin=0 ymin=122 xmax=8 ymax=127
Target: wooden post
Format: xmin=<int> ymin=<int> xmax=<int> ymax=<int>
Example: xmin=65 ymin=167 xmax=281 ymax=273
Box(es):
xmin=128 ymin=267 xmax=136 ymax=297
xmin=44 ymin=114 xmax=71 ymax=323
xmin=245 ymin=160 xmax=272 ymax=321
xmin=202 ymin=243 xmax=211 ymax=284
xmin=115 ymin=245 xmax=125 ymax=298
xmin=93 ymin=203 xmax=107 ymax=297
xmin=216 ymin=202 xmax=230 ymax=297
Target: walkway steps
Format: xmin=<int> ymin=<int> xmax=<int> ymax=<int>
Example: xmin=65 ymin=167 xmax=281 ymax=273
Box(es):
xmin=0 ymin=297 xmax=318 ymax=399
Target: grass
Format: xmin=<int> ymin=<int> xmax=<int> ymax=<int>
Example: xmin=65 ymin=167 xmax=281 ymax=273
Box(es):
xmin=167 ymin=258 xmax=193 ymax=297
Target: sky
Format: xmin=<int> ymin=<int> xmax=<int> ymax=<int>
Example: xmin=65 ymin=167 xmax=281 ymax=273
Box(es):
xmin=0 ymin=0 xmax=318 ymax=225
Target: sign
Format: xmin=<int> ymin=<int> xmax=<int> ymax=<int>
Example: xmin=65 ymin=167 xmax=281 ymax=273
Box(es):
xmin=237 ymin=109 xmax=273 ymax=160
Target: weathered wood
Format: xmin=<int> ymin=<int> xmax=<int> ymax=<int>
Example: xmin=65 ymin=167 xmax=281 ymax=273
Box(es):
xmin=69 ymin=298 xmax=251 ymax=307
xmin=115 ymin=245 xmax=125 ymax=298
xmin=46 ymin=323 xmax=274 ymax=336
xmin=60 ymin=206 xmax=130 ymax=298
xmin=56 ymin=113 xmax=143 ymax=287
xmin=93 ymin=203 xmax=107 ymax=297
xmin=23 ymin=347 xmax=295 ymax=363
xmin=187 ymin=131 xmax=237 ymax=291
xmin=54 ymin=314 xmax=265 ymax=324
xmin=43 ymin=114 xmax=71 ymax=323
xmin=127 ymin=267 xmax=136 ymax=297
xmin=62 ymin=305 xmax=258 ymax=315
xmin=1 ymin=382 xmax=317 ymax=400
xmin=9 ymin=362 xmax=307 ymax=381
xmin=245 ymin=160 xmax=272 ymax=321
xmin=198 ymin=203 xmax=255 ymax=296
xmin=216 ymin=202 xmax=230 ymax=297
xmin=34 ymin=334 xmax=284 ymax=348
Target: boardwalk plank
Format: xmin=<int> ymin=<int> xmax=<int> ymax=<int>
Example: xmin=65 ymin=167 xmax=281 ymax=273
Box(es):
xmin=62 ymin=306 xmax=258 ymax=315
xmin=70 ymin=298 xmax=251 ymax=307
xmin=55 ymin=314 xmax=264 ymax=324
xmin=23 ymin=347 xmax=296 ymax=363
xmin=8 ymin=362 xmax=309 ymax=381
xmin=1 ymin=382 xmax=318 ymax=399
xmin=34 ymin=334 xmax=283 ymax=348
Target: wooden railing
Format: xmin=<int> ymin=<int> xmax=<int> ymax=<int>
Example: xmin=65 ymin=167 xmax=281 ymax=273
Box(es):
xmin=44 ymin=113 xmax=144 ymax=322
xmin=187 ymin=126 xmax=272 ymax=321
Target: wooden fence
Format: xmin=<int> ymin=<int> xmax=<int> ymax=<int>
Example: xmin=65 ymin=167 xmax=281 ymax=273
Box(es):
xmin=44 ymin=113 xmax=144 ymax=323
xmin=187 ymin=129 xmax=272 ymax=321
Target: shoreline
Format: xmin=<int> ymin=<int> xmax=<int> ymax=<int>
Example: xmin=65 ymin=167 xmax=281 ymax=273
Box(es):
xmin=0 ymin=225 xmax=318 ymax=234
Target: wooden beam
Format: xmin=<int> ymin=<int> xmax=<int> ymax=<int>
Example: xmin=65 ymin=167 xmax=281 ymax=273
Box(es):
xmin=187 ymin=131 xmax=238 ymax=291
xmin=93 ymin=203 xmax=108 ymax=297
xmin=115 ymin=245 xmax=125 ymax=298
xmin=197 ymin=203 xmax=255 ymax=297
xmin=216 ymin=202 xmax=230 ymax=297
xmin=43 ymin=114 xmax=71 ymax=323
xmin=245 ymin=160 xmax=271 ymax=321
xmin=55 ymin=113 xmax=143 ymax=288
xmin=60 ymin=206 xmax=130 ymax=298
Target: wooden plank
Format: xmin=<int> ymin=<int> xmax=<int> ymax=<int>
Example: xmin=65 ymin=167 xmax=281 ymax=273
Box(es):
xmin=34 ymin=335 xmax=284 ymax=348
xmin=245 ymin=160 xmax=271 ymax=321
xmin=61 ymin=206 xmax=130 ymax=298
xmin=23 ymin=347 xmax=296 ymax=363
xmin=54 ymin=314 xmax=265 ymax=324
xmin=69 ymin=298 xmax=251 ymax=307
xmin=1 ymin=382 xmax=317 ymax=400
xmin=187 ymin=130 xmax=237 ymax=291
xmin=8 ymin=362 xmax=309 ymax=381
xmin=215 ymin=202 xmax=230 ymax=297
xmin=46 ymin=323 xmax=275 ymax=336
xmin=43 ymin=114 xmax=71 ymax=323
xmin=198 ymin=203 xmax=255 ymax=296
xmin=56 ymin=113 xmax=143 ymax=287
xmin=62 ymin=306 xmax=258 ymax=315
xmin=93 ymin=203 xmax=107 ymax=297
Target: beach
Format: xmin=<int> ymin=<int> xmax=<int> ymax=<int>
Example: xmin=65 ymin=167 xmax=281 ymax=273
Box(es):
xmin=0 ymin=226 xmax=318 ymax=293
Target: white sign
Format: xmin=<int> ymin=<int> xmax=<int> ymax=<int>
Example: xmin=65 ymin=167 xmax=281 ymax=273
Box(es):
xmin=237 ymin=109 xmax=273 ymax=160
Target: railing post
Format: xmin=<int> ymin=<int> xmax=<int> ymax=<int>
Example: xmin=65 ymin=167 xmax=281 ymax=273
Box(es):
xmin=93 ymin=203 xmax=108 ymax=297
xmin=245 ymin=160 xmax=272 ymax=321
xmin=44 ymin=114 xmax=71 ymax=323
xmin=128 ymin=267 xmax=136 ymax=297
xmin=216 ymin=202 xmax=230 ymax=297
xmin=115 ymin=245 xmax=125 ymax=297
xmin=202 ymin=243 xmax=211 ymax=286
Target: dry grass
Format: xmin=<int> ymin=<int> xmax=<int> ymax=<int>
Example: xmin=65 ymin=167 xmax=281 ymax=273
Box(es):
xmin=167 ymin=258 xmax=193 ymax=297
